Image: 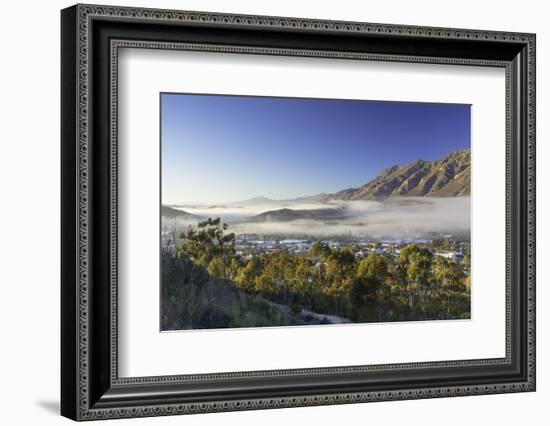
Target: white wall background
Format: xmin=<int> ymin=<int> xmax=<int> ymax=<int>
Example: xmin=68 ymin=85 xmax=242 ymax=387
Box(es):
xmin=0 ymin=0 xmax=546 ymax=424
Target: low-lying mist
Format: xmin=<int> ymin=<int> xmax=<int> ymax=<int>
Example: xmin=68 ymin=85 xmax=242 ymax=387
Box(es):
xmin=174 ymin=202 xmax=338 ymax=222
xmin=165 ymin=197 xmax=471 ymax=239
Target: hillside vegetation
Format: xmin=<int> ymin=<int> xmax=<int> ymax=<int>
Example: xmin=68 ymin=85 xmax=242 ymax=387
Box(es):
xmin=162 ymin=218 xmax=471 ymax=330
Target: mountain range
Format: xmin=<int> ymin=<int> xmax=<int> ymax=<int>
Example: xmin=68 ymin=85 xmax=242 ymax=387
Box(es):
xmin=228 ymin=193 xmax=330 ymax=207
xmin=162 ymin=149 xmax=471 ymax=222
xmin=329 ymin=148 xmax=470 ymax=200
xmin=231 ymin=148 xmax=470 ymax=205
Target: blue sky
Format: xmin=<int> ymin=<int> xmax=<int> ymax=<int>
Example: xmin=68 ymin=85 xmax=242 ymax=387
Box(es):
xmin=161 ymin=93 xmax=470 ymax=204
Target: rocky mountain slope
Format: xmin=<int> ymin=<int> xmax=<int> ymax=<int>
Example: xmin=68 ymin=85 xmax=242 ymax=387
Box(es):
xmin=330 ymin=148 xmax=470 ymax=200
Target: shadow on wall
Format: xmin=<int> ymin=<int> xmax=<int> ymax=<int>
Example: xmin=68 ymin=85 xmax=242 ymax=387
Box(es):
xmin=35 ymin=400 xmax=59 ymax=416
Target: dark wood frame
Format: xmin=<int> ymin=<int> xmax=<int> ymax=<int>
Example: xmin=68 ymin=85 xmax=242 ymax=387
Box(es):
xmin=61 ymin=3 xmax=536 ymax=421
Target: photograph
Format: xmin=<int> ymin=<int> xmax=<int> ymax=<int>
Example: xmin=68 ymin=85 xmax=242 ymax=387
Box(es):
xmin=57 ymin=3 xmax=536 ymax=420
xmin=160 ymin=93 xmax=472 ymax=331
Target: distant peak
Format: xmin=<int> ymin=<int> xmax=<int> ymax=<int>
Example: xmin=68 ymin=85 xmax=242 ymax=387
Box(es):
xmin=410 ymin=158 xmax=427 ymax=166
xmin=443 ymin=148 xmax=470 ymax=157
xmin=229 ymin=195 xmax=274 ymax=206
xmin=330 ymin=148 xmax=471 ymax=200
xmin=381 ymin=164 xmax=400 ymax=175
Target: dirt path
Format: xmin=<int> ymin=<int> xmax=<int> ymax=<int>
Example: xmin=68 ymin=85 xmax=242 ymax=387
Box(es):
xmin=265 ymin=300 xmax=350 ymax=325
xmin=299 ymin=307 xmax=351 ymax=324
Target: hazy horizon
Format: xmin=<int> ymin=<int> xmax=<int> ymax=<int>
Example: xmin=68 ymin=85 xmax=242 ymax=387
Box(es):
xmin=161 ymin=93 xmax=471 ymax=205
xmin=164 ymin=196 xmax=471 ymax=240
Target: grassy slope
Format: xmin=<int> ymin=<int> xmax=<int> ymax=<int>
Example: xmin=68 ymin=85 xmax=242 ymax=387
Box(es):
xmin=161 ymin=252 xmax=292 ymax=330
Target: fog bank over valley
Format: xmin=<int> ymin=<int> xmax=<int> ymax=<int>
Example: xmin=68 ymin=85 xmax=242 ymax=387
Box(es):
xmin=164 ymin=196 xmax=470 ymax=239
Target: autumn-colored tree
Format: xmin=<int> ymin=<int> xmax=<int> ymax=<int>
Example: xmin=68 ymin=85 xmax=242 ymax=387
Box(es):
xmin=207 ymin=256 xmax=225 ymax=279
xmin=461 ymin=245 xmax=471 ymax=270
xmin=350 ymin=276 xmax=381 ymax=322
xmin=235 ymin=257 xmax=261 ymax=291
xmin=227 ymin=257 xmax=243 ymax=281
xmin=356 ymin=253 xmax=390 ymax=320
xmin=325 ymin=250 xmax=356 ymax=296
xmin=431 ymin=259 xmax=469 ymax=318
xmin=177 ymin=217 xmax=235 ymax=272
xmin=173 ymin=218 xmax=471 ymax=325
xmin=396 ymin=244 xmax=433 ymax=316
xmin=309 ymin=241 xmax=332 ymax=259
xmin=357 ymin=253 xmax=388 ymax=281
xmin=255 ymin=252 xmax=294 ymax=302
xmin=293 ymin=256 xmax=315 ymax=307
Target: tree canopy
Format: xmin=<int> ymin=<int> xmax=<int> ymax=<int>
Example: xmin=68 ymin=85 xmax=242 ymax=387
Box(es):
xmin=165 ymin=218 xmax=471 ymax=328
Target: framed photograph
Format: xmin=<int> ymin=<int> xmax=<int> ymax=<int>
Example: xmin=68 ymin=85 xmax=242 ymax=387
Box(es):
xmin=61 ymin=4 xmax=536 ymax=421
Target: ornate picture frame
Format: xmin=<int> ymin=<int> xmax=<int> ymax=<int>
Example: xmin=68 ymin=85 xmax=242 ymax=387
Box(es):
xmin=61 ymin=4 xmax=535 ymax=421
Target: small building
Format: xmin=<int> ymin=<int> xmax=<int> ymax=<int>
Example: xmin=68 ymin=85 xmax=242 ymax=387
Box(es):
xmin=434 ymin=251 xmax=464 ymax=262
